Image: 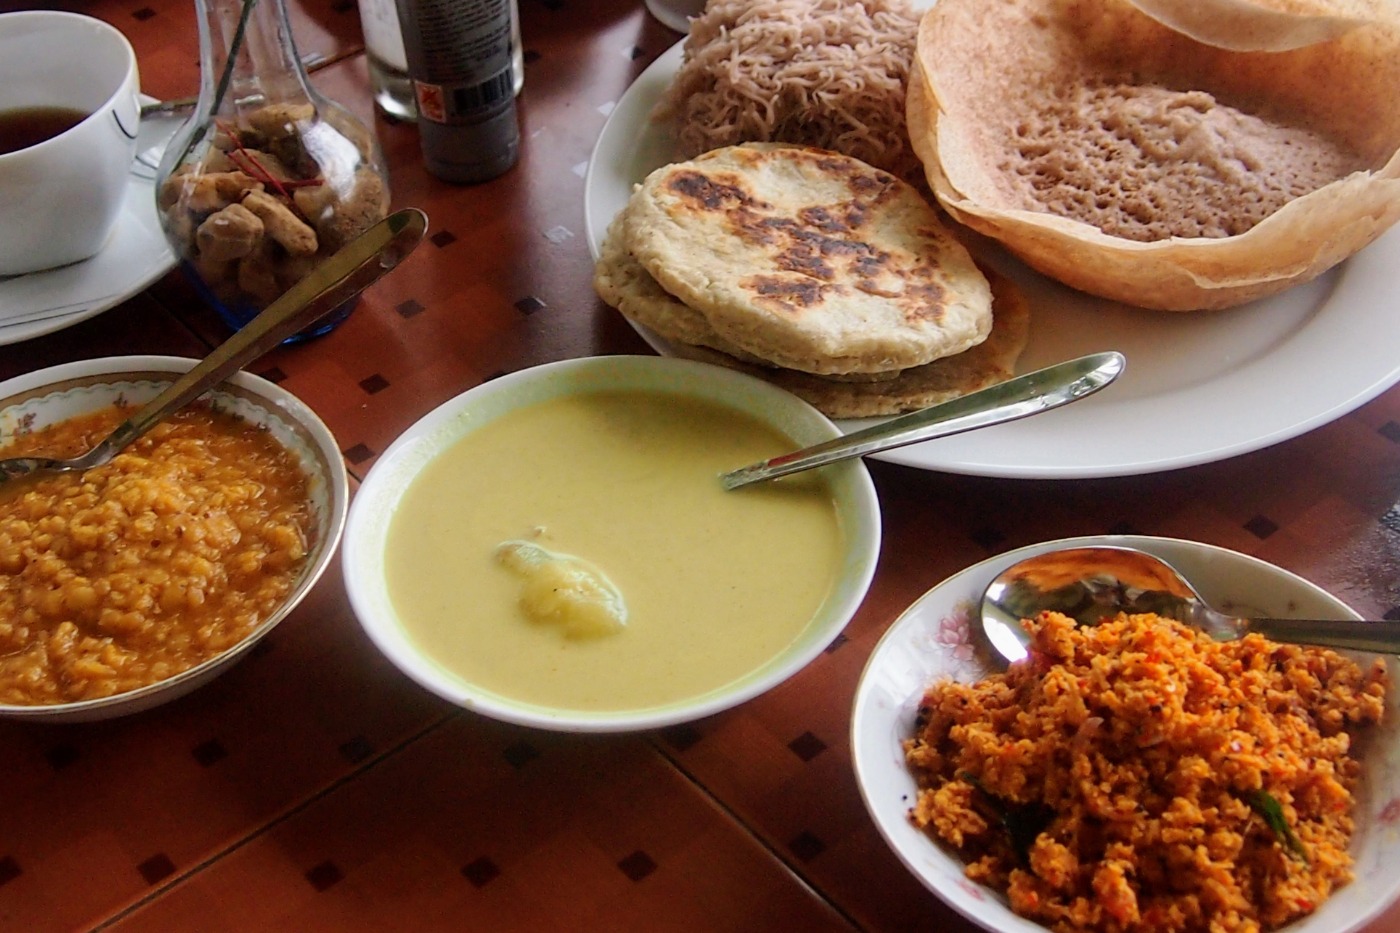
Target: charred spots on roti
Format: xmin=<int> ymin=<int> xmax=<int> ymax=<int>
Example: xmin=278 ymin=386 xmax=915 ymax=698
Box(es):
xmin=743 ymin=275 xmax=831 ymax=313
xmin=664 ymin=170 xmax=767 ymax=213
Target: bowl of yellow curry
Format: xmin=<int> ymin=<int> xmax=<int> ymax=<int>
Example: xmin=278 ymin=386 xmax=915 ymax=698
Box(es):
xmin=0 ymin=356 xmax=348 ymax=722
xmin=343 ymin=355 xmax=881 ymax=732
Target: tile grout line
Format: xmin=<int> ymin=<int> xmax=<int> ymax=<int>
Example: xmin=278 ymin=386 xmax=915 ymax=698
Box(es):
xmin=86 ymin=708 xmax=464 ymax=932
xmin=646 ymin=734 xmax=868 ymax=932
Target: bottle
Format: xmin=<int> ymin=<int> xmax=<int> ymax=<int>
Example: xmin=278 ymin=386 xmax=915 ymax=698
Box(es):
xmin=156 ymin=0 xmax=391 ymax=340
xmin=357 ymin=0 xmax=417 ymax=121
xmin=394 ymin=0 xmax=521 ymax=183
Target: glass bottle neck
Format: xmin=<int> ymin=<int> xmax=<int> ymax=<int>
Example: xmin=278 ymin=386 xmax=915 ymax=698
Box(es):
xmin=195 ymin=0 xmax=314 ymax=115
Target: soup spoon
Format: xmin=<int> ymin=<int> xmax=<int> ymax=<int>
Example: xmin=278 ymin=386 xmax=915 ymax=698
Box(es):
xmin=0 ymin=207 xmax=427 ymax=485
xmin=720 ymin=350 xmax=1124 ymax=489
xmin=980 ymin=544 xmax=1400 ymax=663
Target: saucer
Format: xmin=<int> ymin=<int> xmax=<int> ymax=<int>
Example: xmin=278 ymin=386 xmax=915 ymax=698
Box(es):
xmin=0 ymin=98 xmax=179 ymax=345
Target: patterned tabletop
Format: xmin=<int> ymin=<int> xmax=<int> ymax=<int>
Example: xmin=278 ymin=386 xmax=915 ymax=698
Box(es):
xmin=1 ymin=0 xmax=1399 ymax=930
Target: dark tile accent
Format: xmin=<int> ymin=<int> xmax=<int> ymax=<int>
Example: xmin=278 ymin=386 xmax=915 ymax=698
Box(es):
xmin=461 ymin=856 xmax=501 ymax=887
xmin=660 ymin=724 xmax=702 ymax=752
xmin=192 ymin=738 xmax=228 ymax=767
xmin=969 ymin=526 xmax=1005 ymax=550
xmin=787 ymin=731 xmax=827 ymax=763
xmin=823 ymin=633 xmax=848 ymax=654
xmin=430 ymin=230 xmax=457 ymax=248
xmin=1243 ymin=515 xmax=1279 ymax=539
xmin=305 ymin=860 xmax=344 ymax=891
xmin=788 ymin=831 xmax=825 ymax=862
xmin=359 ymin=373 xmax=390 ymax=395
xmin=617 ymin=850 xmax=657 ymax=882
xmin=46 ymin=744 xmax=80 ymax=770
xmin=0 ymin=856 xmax=20 ymax=888
xmin=514 ymin=296 xmax=546 ymax=315
xmin=343 ymin=443 xmax=375 ymax=465
xmin=138 ymin=853 xmax=176 ymax=885
xmin=339 ymin=735 xmax=375 ymax=764
xmin=258 ymin=366 xmax=288 ymax=384
xmin=503 ymin=742 xmax=539 ymax=769
xmin=396 ymin=298 xmax=426 ymax=318
xmin=1380 ymin=421 xmax=1400 ymax=444
xmin=131 ymin=7 xmax=157 ymax=21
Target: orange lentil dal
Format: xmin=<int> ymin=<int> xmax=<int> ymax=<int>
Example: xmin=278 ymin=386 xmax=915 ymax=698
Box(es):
xmin=0 ymin=403 xmax=312 ymax=705
xmin=905 ymin=610 xmax=1388 ymax=933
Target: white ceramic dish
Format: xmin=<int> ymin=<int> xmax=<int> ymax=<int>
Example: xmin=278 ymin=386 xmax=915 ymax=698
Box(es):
xmin=0 ymin=356 xmax=349 ymax=722
xmin=851 ymin=534 xmax=1400 ymax=933
xmin=582 ymin=40 xmax=1400 ymax=479
xmin=343 ymin=355 xmax=882 ymax=733
xmin=0 ymin=101 xmax=180 ymax=344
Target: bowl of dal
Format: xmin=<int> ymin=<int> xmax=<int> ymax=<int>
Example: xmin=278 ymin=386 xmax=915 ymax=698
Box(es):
xmin=852 ymin=535 xmax=1400 ymax=933
xmin=343 ymin=355 xmax=881 ymax=732
xmin=0 ymin=356 xmax=349 ymax=722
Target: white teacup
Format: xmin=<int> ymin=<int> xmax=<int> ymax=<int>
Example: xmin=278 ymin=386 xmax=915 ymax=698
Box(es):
xmin=0 ymin=11 xmax=140 ymax=277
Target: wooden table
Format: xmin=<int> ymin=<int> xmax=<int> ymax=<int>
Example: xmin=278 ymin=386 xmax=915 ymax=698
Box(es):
xmin=2 ymin=1 xmax=1399 ymax=929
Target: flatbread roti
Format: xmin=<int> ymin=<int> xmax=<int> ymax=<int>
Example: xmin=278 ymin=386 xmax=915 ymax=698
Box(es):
xmin=671 ymin=268 xmax=1031 ymax=419
xmin=623 ymin=143 xmax=994 ymax=373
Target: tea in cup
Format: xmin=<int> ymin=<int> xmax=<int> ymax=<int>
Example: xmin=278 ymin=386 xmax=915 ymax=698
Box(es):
xmin=0 ymin=11 xmax=141 ymax=276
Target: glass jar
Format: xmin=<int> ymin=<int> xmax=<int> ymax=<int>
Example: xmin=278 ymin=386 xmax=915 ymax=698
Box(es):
xmin=156 ymin=0 xmax=391 ymax=340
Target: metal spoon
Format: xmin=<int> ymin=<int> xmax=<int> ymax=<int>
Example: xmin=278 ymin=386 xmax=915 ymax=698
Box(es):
xmin=0 ymin=207 xmax=427 ymax=485
xmin=980 ymin=544 xmax=1400 ymax=663
xmin=720 ymin=351 xmax=1124 ymax=489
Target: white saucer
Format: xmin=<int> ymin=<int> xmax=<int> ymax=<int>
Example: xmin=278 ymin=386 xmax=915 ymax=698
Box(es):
xmin=0 ymin=98 xmax=180 ymax=346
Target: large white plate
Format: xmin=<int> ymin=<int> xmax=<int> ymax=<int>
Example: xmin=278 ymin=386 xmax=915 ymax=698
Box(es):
xmin=851 ymin=535 xmax=1400 ymax=933
xmin=0 ymin=98 xmax=180 ymax=345
xmin=582 ymin=40 xmax=1400 ymax=478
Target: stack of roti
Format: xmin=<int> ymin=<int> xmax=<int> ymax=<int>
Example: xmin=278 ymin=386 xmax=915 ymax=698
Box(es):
xmin=908 ymin=0 xmax=1400 ymax=310
xmin=594 ymin=143 xmax=1030 ymax=418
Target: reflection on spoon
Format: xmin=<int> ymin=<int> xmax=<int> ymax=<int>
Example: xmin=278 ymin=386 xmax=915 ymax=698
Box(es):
xmin=980 ymin=545 xmax=1400 ymax=664
xmin=721 ymin=351 xmax=1125 ymax=489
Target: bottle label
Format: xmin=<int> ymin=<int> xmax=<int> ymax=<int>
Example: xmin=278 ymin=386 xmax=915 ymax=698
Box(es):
xmin=397 ymin=0 xmax=516 ymax=123
xmin=414 ymin=70 xmax=514 ymax=124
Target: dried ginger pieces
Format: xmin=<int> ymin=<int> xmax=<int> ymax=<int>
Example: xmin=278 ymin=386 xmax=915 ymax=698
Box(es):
xmin=160 ymin=102 xmax=387 ymax=308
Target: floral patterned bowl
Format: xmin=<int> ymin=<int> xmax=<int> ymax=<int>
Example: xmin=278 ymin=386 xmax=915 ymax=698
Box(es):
xmin=851 ymin=534 xmax=1400 ymax=933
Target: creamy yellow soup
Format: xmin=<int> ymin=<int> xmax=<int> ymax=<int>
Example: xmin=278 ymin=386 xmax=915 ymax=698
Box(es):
xmin=384 ymin=390 xmax=845 ymax=712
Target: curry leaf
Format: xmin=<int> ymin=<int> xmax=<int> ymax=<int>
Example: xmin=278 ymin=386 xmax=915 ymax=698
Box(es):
xmin=1247 ymin=788 xmax=1310 ymax=864
xmin=959 ymin=772 xmax=1055 ymax=866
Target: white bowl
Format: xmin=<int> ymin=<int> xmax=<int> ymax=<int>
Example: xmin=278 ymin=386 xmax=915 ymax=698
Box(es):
xmin=344 ymin=355 xmax=882 ymax=732
xmin=0 ymin=356 xmax=349 ymax=722
xmin=852 ymin=534 xmax=1400 ymax=933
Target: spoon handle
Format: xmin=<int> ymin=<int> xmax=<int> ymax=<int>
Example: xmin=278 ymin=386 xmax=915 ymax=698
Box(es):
xmin=1246 ymin=617 xmax=1400 ymax=654
xmin=721 ymin=350 xmax=1125 ymax=489
xmin=91 ymin=209 xmax=427 ymax=462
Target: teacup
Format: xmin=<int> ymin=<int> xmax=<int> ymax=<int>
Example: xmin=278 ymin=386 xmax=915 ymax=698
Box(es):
xmin=0 ymin=11 xmax=140 ymax=277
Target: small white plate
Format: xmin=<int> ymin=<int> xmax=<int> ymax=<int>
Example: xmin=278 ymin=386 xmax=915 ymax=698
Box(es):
xmin=851 ymin=535 xmax=1400 ymax=933
xmin=582 ymin=39 xmax=1400 ymax=479
xmin=0 ymin=98 xmax=180 ymax=344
